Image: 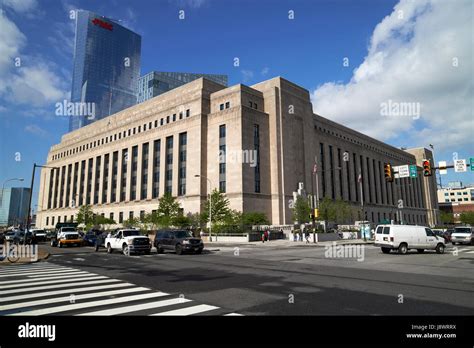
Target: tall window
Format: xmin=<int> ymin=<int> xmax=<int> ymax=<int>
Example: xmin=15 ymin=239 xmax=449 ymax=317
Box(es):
xmin=360 ymin=155 xmax=366 ymax=204
xmin=102 ymin=154 xmax=109 ymax=203
xmin=130 ymin=146 xmax=138 ymax=200
xmin=254 ymin=124 xmax=260 ymax=193
xmin=366 ymin=157 xmax=372 ymax=204
xmin=165 ymin=136 xmax=173 ymax=194
xmin=79 ymin=160 xmax=85 ymax=206
xmin=178 ymin=133 xmax=187 ymax=196
xmin=152 ymin=140 xmax=161 ymax=198
xmin=111 ymin=152 xmax=118 ymax=202
xmin=86 ymin=159 xmax=93 ymax=204
xmin=353 ymin=153 xmax=358 ymax=203
xmin=337 ymin=148 xmax=343 ymax=198
xmin=320 ymin=143 xmax=326 ymax=197
xmin=329 ymin=145 xmax=335 ymax=199
xmin=94 ymin=156 xmax=101 ymax=204
xmin=219 ymin=125 xmax=226 ymax=193
xmin=120 ymin=149 xmax=128 ymax=202
xmin=141 ymin=143 xmax=149 ymax=199
xmin=345 ymin=151 xmax=351 ymax=201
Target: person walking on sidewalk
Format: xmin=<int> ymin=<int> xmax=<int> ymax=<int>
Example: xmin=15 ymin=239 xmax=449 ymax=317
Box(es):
xmin=305 ymin=229 xmax=310 ymax=244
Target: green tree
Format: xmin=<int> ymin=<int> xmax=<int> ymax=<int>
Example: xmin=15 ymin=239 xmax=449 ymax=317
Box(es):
xmin=201 ymin=189 xmax=232 ymax=226
xmin=440 ymin=211 xmax=454 ymax=225
xmin=93 ymin=215 xmax=116 ymax=230
xmin=460 ymin=212 xmax=474 ymax=225
xmin=122 ymin=217 xmax=140 ymax=228
xmin=292 ymin=195 xmax=311 ymax=224
xmin=316 ymin=197 xmax=336 ymax=222
xmin=155 ymin=192 xmax=181 ymax=227
xmin=172 ymin=214 xmax=192 ymax=228
xmin=334 ymin=198 xmax=352 ymax=224
xmin=241 ymin=212 xmax=269 ymax=226
xmin=76 ymin=205 xmax=94 ymax=226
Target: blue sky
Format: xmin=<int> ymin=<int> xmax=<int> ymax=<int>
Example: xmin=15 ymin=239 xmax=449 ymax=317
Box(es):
xmin=0 ymin=0 xmax=472 ymax=211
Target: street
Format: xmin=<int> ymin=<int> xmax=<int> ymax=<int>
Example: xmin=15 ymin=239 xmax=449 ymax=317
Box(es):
xmin=1 ymin=242 xmax=473 ymax=316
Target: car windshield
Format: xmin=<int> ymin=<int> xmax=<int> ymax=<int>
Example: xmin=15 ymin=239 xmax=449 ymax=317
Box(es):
xmin=174 ymin=231 xmax=193 ymax=238
xmin=6 ymin=231 xmax=15 ymax=236
xmin=123 ymin=230 xmax=140 ymax=237
xmin=62 ymin=227 xmax=76 ymax=232
xmin=454 ymin=228 xmax=471 ymax=233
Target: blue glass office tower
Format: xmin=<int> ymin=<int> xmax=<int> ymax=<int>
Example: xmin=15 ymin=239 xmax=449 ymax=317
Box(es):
xmin=0 ymin=188 xmax=31 ymax=227
xmin=69 ymin=10 xmax=141 ymax=131
xmin=137 ymin=71 xmax=228 ymax=103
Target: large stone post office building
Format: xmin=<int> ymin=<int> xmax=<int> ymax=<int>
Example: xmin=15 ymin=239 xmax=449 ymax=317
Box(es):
xmin=36 ymin=77 xmax=439 ymax=228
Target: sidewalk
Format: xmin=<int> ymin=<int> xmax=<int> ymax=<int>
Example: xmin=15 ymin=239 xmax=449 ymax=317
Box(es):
xmin=205 ymin=238 xmax=374 ymax=249
xmin=0 ymin=247 xmax=50 ymax=265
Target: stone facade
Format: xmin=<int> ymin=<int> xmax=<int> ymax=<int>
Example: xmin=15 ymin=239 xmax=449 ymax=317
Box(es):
xmin=36 ymin=76 xmax=439 ymax=228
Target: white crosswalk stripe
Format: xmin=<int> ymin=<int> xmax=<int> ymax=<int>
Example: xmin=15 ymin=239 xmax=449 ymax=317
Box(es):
xmin=0 ymin=262 xmax=241 ymax=316
xmin=154 ymin=304 xmax=220 ymax=316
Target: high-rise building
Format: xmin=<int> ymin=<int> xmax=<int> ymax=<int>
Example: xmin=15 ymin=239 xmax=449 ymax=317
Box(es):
xmin=69 ymin=10 xmax=141 ymax=132
xmin=137 ymin=71 xmax=227 ymax=103
xmin=0 ymin=188 xmax=31 ymax=227
xmin=37 ymin=76 xmax=439 ymax=228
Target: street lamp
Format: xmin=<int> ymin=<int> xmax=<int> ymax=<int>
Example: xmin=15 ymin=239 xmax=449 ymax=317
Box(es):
xmin=25 ymin=164 xmax=59 ymax=233
xmin=195 ymin=174 xmax=213 ymax=242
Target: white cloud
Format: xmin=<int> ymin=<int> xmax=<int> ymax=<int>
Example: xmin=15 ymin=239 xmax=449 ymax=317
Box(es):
xmin=1 ymin=0 xmax=37 ymax=13
xmin=24 ymin=124 xmax=49 ymax=138
xmin=261 ymin=67 xmax=270 ymax=76
xmin=174 ymin=0 xmax=207 ymax=9
xmin=241 ymin=69 xmax=254 ymax=83
xmin=0 ymin=6 xmax=68 ymax=109
xmin=311 ymin=0 xmax=473 ymax=153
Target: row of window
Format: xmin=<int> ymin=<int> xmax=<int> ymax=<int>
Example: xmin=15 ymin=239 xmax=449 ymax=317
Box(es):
xmin=445 ymin=198 xmax=472 ymax=202
xmin=47 ymin=133 xmax=187 ymax=210
xmin=318 ymin=142 xmax=425 ymax=209
xmin=219 ymin=101 xmax=230 ymax=111
xmin=444 ymin=191 xmax=471 ymax=196
xmin=315 ymin=124 xmax=410 ymax=163
xmin=370 ymin=211 xmax=427 ymax=225
xmin=52 ymin=109 xmax=191 ymax=161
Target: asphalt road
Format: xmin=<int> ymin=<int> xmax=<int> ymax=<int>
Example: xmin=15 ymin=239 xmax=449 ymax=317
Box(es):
xmin=2 ymin=242 xmax=474 ymax=316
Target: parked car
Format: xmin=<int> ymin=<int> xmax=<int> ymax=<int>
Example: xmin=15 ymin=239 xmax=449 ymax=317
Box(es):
xmin=374 ymin=224 xmax=445 ymax=254
xmin=432 ymin=229 xmax=450 ymax=243
xmin=105 ymin=229 xmax=151 ymax=255
xmin=30 ymin=229 xmax=47 ymax=242
xmin=51 ymin=227 xmax=80 ymax=247
xmin=451 ymin=226 xmax=473 ymax=245
xmin=0 ymin=231 xmax=5 ymax=244
xmin=83 ymin=230 xmax=100 ymax=246
xmin=154 ymin=229 xmax=204 ymax=255
xmin=54 ymin=232 xmax=83 ymax=248
xmin=4 ymin=230 xmax=20 ymax=243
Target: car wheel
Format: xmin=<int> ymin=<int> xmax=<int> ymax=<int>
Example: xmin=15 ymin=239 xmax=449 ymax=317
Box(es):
xmin=175 ymin=244 xmax=183 ymax=255
xmin=122 ymin=244 xmax=129 ymax=256
xmin=107 ymin=243 xmax=113 ymax=254
xmin=156 ymin=244 xmax=164 ymax=254
xmin=436 ymin=243 xmax=445 ymax=254
xmin=195 ymin=248 xmax=203 ymax=254
xmin=452 ymin=242 xmax=456 ymax=245
xmin=417 ymin=249 xmax=425 ymax=253
xmin=381 ymin=247 xmax=391 ymax=254
xmin=398 ymin=243 xmax=408 ymax=255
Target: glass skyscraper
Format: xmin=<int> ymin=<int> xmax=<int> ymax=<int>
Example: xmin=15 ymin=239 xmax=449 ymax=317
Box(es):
xmin=137 ymin=71 xmax=228 ymax=103
xmin=69 ymin=10 xmax=141 ymax=131
xmin=0 ymin=188 xmax=31 ymax=227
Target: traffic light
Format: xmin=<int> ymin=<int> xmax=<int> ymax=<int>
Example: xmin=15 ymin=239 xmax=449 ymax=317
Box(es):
xmin=314 ymin=209 xmax=319 ymax=218
xmin=384 ymin=163 xmax=393 ymax=182
xmin=422 ymin=159 xmax=432 ymax=176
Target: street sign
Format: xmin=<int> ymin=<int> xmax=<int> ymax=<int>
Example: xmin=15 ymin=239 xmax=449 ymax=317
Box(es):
xmin=454 ymin=159 xmax=467 ymax=172
xmin=392 ymin=165 xmax=399 ymax=179
xmin=409 ymin=165 xmax=417 ymax=178
xmin=398 ymin=165 xmax=410 ymax=178
xmin=438 ymin=161 xmax=447 ymax=175
xmin=470 ymin=158 xmax=474 ymax=172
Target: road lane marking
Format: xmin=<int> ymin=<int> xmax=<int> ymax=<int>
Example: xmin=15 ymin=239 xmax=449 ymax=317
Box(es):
xmin=0 ymin=283 xmax=133 ymax=302
xmin=0 ymin=279 xmax=120 ymax=295
xmin=27 ymin=271 xmax=89 ymax=278
xmin=0 ymin=265 xmax=66 ymax=273
xmin=0 ymin=273 xmax=94 ymax=286
xmin=0 ymin=269 xmax=82 ymax=278
xmin=72 ymin=258 xmax=86 ymax=261
xmin=153 ymin=304 xmax=219 ymax=316
xmin=79 ymin=297 xmax=185 ymax=316
xmin=1 ymin=287 xmax=150 ymax=312
xmin=0 ymin=266 xmax=73 ymax=275
xmin=224 ymin=313 xmax=244 ymax=316
xmin=0 ymin=275 xmax=107 ymax=289
xmin=9 ymin=292 xmax=169 ymax=316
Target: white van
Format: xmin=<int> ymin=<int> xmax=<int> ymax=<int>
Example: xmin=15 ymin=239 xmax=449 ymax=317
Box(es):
xmin=374 ymin=224 xmax=446 ymax=254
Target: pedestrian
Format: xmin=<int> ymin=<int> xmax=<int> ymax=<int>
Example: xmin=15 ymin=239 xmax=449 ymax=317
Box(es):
xmin=262 ymin=231 xmax=265 ymax=243
xmin=267 ymin=230 xmax=271 ymax=242
xmin=305 ymin=229 xmax=310 ymax=244
xmin=264 ymin=230 xmax=269 ymax=242
xmin=292 ymin=228 xmax=297 ymax=242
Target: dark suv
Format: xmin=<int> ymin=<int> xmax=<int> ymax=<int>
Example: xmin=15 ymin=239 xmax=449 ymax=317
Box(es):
xmin=154 ymin=230 xmax=204 ymax=255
